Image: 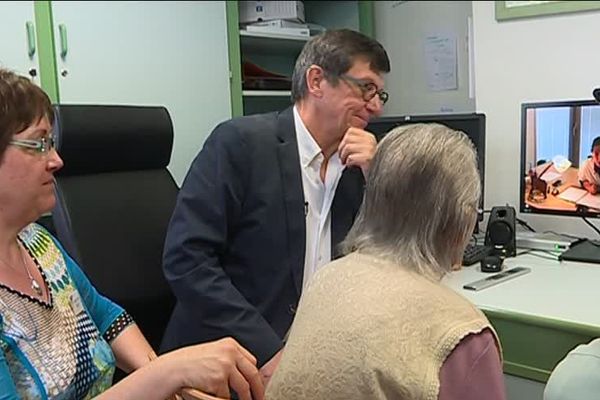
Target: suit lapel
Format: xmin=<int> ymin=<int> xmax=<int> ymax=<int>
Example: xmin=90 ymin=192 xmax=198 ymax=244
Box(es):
xmin=276 ymin=108 xmax=306 ymax=295
xmin=331 ymin=167 xmax=365 ymax=258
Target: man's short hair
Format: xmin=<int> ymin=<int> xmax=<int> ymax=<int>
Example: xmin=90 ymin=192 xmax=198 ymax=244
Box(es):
xmin=291 ymin=29 xmax=391 ymax=102
xmin=592 ymin=136 xmax=600 ymax=151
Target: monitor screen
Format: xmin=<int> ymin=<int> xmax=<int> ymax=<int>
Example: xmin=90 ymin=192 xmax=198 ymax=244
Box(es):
xmin=366 ymin=113 xmax=486 ymax=214
xmin=520 ymin=100 xmax=600 ymax=218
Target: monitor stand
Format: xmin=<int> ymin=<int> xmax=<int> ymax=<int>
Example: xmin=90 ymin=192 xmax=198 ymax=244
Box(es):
xmin=559 ymin=239 xmax=600 ymax=264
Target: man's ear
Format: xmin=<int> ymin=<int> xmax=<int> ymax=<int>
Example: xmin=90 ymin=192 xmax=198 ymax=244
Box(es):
xmin=305 ymin=65 xmax=325 ymax=98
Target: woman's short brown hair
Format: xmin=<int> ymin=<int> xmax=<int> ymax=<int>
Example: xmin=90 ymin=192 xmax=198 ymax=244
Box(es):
xmin=0 ymin=68 xmax=54 ymax=160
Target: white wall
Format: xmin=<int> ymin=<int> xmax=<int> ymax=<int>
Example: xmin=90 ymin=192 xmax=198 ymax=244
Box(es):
xmin=473 ymin=2 xmax=600 ymax=238
xmin=375 ymin=1 xmax=474 ymax=116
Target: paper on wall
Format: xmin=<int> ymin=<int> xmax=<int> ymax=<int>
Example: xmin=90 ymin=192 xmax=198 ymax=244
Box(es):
xmin=424 ymin=33 xmax=458 ymax=92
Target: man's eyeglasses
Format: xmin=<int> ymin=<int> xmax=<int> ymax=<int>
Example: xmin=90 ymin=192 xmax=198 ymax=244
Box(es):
xmin=340 ymin=74 xmax=389 ymax=105
xmin=9 ymin=136 xmax=55 ymax=154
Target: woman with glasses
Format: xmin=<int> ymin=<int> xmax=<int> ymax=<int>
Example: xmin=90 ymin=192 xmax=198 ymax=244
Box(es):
xmin=266 ymin=123 xmax=506 ymax=400
xmin=0 ymin=68 xmax=263 ymax=400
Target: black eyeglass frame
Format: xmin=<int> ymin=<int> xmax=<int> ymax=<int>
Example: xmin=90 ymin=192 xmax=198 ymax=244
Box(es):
xmin=340 ymin=74 xmax=389 ymax=105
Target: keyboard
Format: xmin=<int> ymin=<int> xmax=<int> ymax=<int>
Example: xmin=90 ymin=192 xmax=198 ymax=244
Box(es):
xmin=462 ymin=243 xmax=493 ymax=266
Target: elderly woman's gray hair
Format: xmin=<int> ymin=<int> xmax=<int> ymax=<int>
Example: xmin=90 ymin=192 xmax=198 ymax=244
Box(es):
xmin=341 ymin=123 xmax=480 ymax=279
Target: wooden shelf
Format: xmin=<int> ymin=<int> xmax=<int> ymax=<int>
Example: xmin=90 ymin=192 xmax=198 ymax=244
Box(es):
xmin=240 ymin=30 xmax=311 ymax=54
xmin=243 ymin=90 xmax=291 ymax=97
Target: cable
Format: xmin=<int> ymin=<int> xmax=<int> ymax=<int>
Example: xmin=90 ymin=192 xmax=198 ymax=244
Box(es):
xmin=481 ymin=207 xmax=532 ymax=229
xmin=577 ymin=238 xmax=600 ymax=248
xmin=574 ymin=204 xmax=600 ymax=238
xmin=516 ymin=218 xmax=536 ymax=232
xmin=516 ymin=249 xmax=532 ymax=256
xmin=480 ymin=206 xmax=535 ymax=232
xmin=542 ymin=230 xmax=583 ymax=241
xmin=581 ymin=215 xmax=600 ymax=237
xmin=469 ymin=234 xmax=477 ymax=246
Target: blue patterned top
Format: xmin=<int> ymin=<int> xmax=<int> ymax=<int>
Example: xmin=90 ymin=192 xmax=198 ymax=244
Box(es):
xmin=0 ymin=224 xmax=130 ymax=399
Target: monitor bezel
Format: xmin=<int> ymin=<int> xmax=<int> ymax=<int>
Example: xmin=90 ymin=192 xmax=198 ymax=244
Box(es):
xmin=366 ymin=112 xmax=486 ymax=218
xmin=519 ymin=99 xmax=600 ymax=218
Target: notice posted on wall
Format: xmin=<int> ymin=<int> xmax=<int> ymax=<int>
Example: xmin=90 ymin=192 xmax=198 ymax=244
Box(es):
xmin=424 ymin=33 xmax=458 ymax=91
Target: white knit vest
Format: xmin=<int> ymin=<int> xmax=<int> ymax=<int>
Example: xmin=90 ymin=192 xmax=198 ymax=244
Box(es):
xmin=266 ymin=252 xmax=500 ymax=400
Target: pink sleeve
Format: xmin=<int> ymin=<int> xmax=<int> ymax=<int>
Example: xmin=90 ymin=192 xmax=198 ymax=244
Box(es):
xmin=438 ymin=328 xmax=506 ymax=400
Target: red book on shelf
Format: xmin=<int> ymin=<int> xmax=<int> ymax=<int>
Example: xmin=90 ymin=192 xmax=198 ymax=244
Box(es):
xmin=242 ymin=61 xmax=291 ymax=90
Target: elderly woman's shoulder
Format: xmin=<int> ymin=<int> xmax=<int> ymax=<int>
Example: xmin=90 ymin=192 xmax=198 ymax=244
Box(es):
xmin=306 ymin=251 xmax=403 ymax=293
xmin=303 ymin=252 xmax=370 ymax=289
xmin=320 ymin=251 xmax=382 ymax=274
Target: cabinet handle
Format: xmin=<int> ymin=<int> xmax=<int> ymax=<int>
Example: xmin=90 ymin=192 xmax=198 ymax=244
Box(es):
xmin=26 ymin=21 xmax=36 ymax=58
xmin=58 ymin=24 xmax=68 ymax=59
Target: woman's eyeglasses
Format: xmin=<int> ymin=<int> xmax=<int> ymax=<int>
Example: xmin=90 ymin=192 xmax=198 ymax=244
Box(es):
xmin=10 ymin=136 xmax=55 ymax=154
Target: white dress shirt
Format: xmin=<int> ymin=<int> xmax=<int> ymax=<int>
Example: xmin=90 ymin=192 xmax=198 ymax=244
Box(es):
xmin=293 ymin=106 xmax=345 ymax=290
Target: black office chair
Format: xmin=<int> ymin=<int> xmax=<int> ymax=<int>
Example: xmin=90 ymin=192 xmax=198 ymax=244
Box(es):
xmin=51 ymin=104 xmax=178 ymax=352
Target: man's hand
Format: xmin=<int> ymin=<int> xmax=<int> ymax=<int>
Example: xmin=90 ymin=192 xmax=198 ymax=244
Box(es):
xmin=338 ymin=127 xmax=377 ymax=178
xmin=167 ymin=337 xmax=264 ymax=400
xmin=259 ymin=349 xmax=283 ymax=388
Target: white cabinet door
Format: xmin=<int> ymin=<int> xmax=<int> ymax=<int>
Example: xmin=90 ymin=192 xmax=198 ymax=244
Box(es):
xmin=0 ymin=1 xmax=40 ymax=83
xmin=51 ymin=1 xmax=231 ymax=185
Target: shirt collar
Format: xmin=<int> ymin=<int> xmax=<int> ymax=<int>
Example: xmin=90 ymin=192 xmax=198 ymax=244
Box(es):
xmin=293 ymin=106 xmax=323 ymax=168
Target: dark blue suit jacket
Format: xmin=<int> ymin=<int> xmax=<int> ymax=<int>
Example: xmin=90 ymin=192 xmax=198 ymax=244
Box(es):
xmin=160 ymin=107 xmax=365 ymax=365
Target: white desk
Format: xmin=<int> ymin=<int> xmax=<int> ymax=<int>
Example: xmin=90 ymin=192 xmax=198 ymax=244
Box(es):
xmin=443 ymin=253 xmax=600 ymax=382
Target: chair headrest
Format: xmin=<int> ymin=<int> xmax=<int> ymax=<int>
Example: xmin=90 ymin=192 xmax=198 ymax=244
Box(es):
xmin=54 ymin=105 xmax=174 ymax=176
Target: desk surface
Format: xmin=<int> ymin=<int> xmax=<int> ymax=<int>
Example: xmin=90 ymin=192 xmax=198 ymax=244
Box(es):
xmin=444 ymin=253 xmax=600 ymax=327
xmin=443 ymin=252 xmax=600 ymax=382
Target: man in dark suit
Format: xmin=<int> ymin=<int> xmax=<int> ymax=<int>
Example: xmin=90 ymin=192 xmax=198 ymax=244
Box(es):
xmin=161 ymin=29 xmax=391 ymax=383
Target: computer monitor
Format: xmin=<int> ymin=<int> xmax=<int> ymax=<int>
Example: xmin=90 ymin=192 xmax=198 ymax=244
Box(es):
xmin=520 ymin=100 xmax=600 ymax=218
xmin=366 ymin=113 xmax=486 ymax=215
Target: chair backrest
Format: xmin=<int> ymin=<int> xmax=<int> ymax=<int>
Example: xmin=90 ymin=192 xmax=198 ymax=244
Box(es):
xmin=52 ymin=104 xmax=178 ymax=350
